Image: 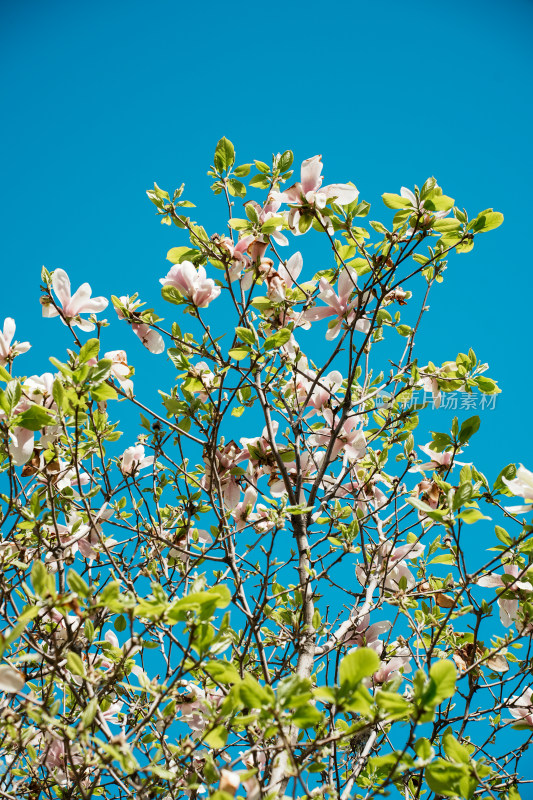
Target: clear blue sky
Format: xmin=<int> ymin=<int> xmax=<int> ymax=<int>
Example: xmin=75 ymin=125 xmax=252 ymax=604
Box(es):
xmin=2 ymin=0 xmax=532 ymax=475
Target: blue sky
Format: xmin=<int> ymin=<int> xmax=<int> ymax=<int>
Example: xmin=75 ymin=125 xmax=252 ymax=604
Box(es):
xmin=2 ymin=0 xmax=533 ymax=475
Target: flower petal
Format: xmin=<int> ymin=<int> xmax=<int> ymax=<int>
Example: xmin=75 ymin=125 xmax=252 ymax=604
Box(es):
xmin=0 ymin=664 xmax=25 ymax=693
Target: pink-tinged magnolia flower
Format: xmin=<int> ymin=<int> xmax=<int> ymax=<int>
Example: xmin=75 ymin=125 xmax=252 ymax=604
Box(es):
xmin=120 ymin=444 xmax=154 ymax=476
xmin=416 ymin=479 xmax=441 ymax=510
xmin=333 ymin=476 xmax=389 ymax=515
xmin=356 ymin=540 xmax=425 ymax=594
xmin=42 ymin=268 xmax=108 ymax=331
xmin=104 ymin=350 xmax=134 ymax=397
xmin=100 ymin=700 xmax=123 ymax=729
xmin=294 ymin=365 xmax=343 ymax=411
xmin=265 ymin=251 xmax=304 ymax=302
xmin=381 ymin=541 xmax=426 ymax=593
xmin=179 ymin=683 xmax=224 ymax=737
xmin=343 ymin=612 xmax=392 ymax=650
xmin=478 ymin=564 xmax=533 ymax=627
xmin=45 ymin=506 xmax=114 ymax=568
xmin=167 ymin=527 xmax=212 ymax=561
xmin=309 ymin=410 xmax=366 ymax=462
xmin=131 ymin=322 xmax=165 ymax=354
xmin=202 ymin=440 xmax=247 ymax=510
xmin=114 ymin=296 xmax=165 ymax=354
xmin=239 ymin=422 xmax=296 ymax=497
xmin=232 ymin=485 xmax=259 ymax=531
xmin=303 ymin=268 xmax=370 ymax=340
xmin=43 ymin=608 xmax=82 ymax=644
xmin=220 ymin=770 xmax=241 ymax=797
xmin=218 ymin=235 xmax=254 ymax=282
xmin=374 ymin=643 xmax=412 ymax=683
xmin=188 ymin=361 xmax=218 ymax=403
xmin=160 ymin=261 xmax=221 ymax=308
xmin=412 ymin=443 xmax=465 ymax=473
xmin=0 ymin=318 xmax=31 ymax=367
xmin=246 ymin=197 xmax=289 ymax=249
xmin=33 ymin=458 xmax=91 ymax=494
xmin=0 ymin=663 xmax=25 ymax=693
xmin=4 ymin=372 xmax=59 ymax=466
xmin=276 ymin=155 xmax=358 ymax=211
xmin=8 ymin=427 xmax=35 ymax=466
xmin=508 ymin=687 xmax=533 ymax=726
xmin=420 ymin=375 xmax=441 ymax=409
xmin=41 ymin=737 xmax=84 ymax=787
xmin=502 ymin=464 xmax=533 ymax=514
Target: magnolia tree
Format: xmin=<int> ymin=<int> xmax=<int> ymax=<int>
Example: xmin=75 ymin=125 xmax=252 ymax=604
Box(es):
xmin=0 ymin=138 xmax=531 ymax=800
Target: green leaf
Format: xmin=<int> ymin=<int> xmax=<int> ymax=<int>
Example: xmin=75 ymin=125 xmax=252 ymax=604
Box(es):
xmin=429 ymin=554 xmax=456 ymax=565
xmin=408 ymin=497 xmax=447 ymax=522
xmin=476 ymin=375 xmax=500 ymax=394
xmin=97 ymin=581 xmax=122 ymax=611
xmin=205 ymin=660 xmax=241 ymax=684
xmin=52 ymin=379 xmax=64 ymax=410
xmin=458 ymin=415 xmax=480 ymax=444
xmin=471 ymin=210 xmax=504 ymax=233
xmin=249 ymin=174 xmax=270 ymax=190
xmin=66 ymin=651 xmax=85 ymax=677
xmin=425 ymin=194 xmax=455 ymax=212
xmin=228 ymin=218 xmax=250 ymax=231
xmin=227 ymin=178 xmax=246 ymax=198
xmin=263 ymin=328 xmax=291 ymax=351
xmin=375 ymin=690 xmax=411 ymax=718
xmin=278 ymin=151 xmax=293 ymax=172
xmin=254 ymin=160 xmax=270 ymax=173
xmin=79 ymin=338 xmax=100 ymax=364
xmin=114 ymin=615 xmax=127 ymax=632
xmin=292 ymin=704 xmax=323 ymax=728
xmin=458 ymin=508 xmax=491 ymax=524
xmin=214 ymin=137 xmax=235 ymax=173
xmin=396 ymin=324 xmax=412 ymax=337
xmin=92 ymin=382 xmax=118 ymax=402
xmin=166 ymin=246 xmax=200 ymax=264
xmin=81 ymin=697 xmax=98 ymax=727
xmin=161 ymin=285 xmax=185 ymax=305
xmin=298 ymin=214 xmax=313 ymax=234
xmin=426 ymin=760 xmax=469 ymax=797
xmin=339 ymin=647 xmax=380 ymax=689
xmin=414 ymin=737 xmax=434 ymax=763
xmin=382 ymin=193 xmax=411 ymax=210
xmin=152 ymin=182 xmax=169 ymax=201
xmin=14 ymin=406 xmax=54 ymax=431
xmin=494 ymin=525 xmax=512 ymax=546
xmin=228 ymin=347 xmax=250 ymax=361
xmin=443 ymin=731 xmax=470 ymax=764
xmin=493 ymin=463 xmax=516 ymax=493
xmin=433 ymin=218 xmax=462 ymax=232
xmin=234 ymin=164 xmax=251 ymax=177
xmin=88 ymin=359 xmax=112 ymax=387
xmin=239 ymin=674 xmax=272 ymax=708
xmin=261 ymin=216 xmax=285 ymax=234
xmin=429 ymin=660 xmax=456 ymax=703
xmin=67 ymin=569 xmax=90 ymax=597
xmin=31 ymin=560 xmax=50 ymax=598
xmin=453 ymin=482 xmax=473 ymax=510
xmin=204 ymin=725 xmax=228 ymax=748
xmin=235 ymin=327 xmax=256 ymax=346
xmin=169 ymin=585 xmax=231 ymax=619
